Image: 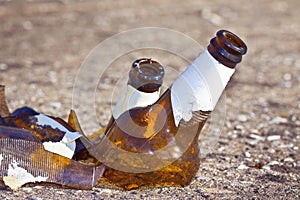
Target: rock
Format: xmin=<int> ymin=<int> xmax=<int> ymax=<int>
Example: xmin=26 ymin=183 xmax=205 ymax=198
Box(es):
xmin=237 ymin=114 xmax=248 ymax=122
xmin=244 ymin=152 xmax=251 ymax=158
xmin=237 ymin=164 xmax=249 ymax=170
xmin=267 ymin=161 xmax=280 ymax=166
xmin=272 ymin=116 xmax=288 ymax=124
xmin=249 ymin=133 xmax=265 ymax=141
xmin=284 ymin=157 xmax=294 ymax=162
xmin=267 ymin=135 xmax=281 ymax=141
xmin=234 ymin=125 xmax=244 ymax=131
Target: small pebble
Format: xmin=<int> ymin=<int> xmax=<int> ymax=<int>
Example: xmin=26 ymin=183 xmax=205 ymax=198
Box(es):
xmin=268 ymin=148 xmax=276 ymax=153
xmin=22 ymin=187 xmax=32 ymax=192
xmin=249 ymin=133 xmax=265 ymax=141
xmin=284 ymin=157 xmax=294 ymax=162
xmin=218 ymin=146 xmax=225 ymax=152
xmin=49 ymin=102 xmax=62 ymax=109
xmin=102 ymin=188 xmax=113 ymax=194
xmin=246 ymin=140 xmax=259 ymax=146
xmin=283 ymin=73 xmax=292 ymax=81
xmin=250 ymin=129 xmax=259 ymax=134
xmin=268 ymin=161 xmax=280 ymax=165
xmin=281 ymin=81 xmax=292 ymax=88
xmin=267 ymin=135 xmax=281 ymax=141
xmin=48 ymin=71 xmax=58 ymax=83
xmin=237 ymin=164 xmax=249 ymax=170
xmin=283 ymin=130 xmax=291 ymax=135
xmin=234 ymin=124 xmax=244 ymax=131
xmin=0 ymin=63 xmax=8 ymax=70
xmin=23 ymin=20 xmax=33 ymax=30
xmin=244 ymin=151 xmax=251 ymax=158
xmin=237 ymin=114 xmax=248 ymax=122
xmin=249 ymin=112 xmax=256 ymax=118
xmin=279 ymin=143 xmax=294 ymax=148
xmin=272 ymin=116 xmax=288 ymax=124
xmin=262 ymin=165 xmax=271 ymax=170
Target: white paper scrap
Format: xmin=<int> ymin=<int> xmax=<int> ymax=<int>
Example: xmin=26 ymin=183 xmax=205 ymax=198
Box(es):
xmin=3 ymin=161 xmax=48 ymax=190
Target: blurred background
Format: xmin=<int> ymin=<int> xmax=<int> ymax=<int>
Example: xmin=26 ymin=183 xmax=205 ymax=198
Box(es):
xmin=0 ymin=0 xmax=299 ymax=199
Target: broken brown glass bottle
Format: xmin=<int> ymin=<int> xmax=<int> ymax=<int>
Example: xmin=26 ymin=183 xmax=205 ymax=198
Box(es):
xmin=0 ymin=86 xmax=105 ymax=190
xmin=0 ymin=125 xmax=105 ymax=190
xmin=87 ymin=30 xmax=247 ymax=190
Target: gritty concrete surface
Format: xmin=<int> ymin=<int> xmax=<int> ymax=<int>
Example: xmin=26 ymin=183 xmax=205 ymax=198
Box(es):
xmin=0 ymin=0 xmax=300 ymax=199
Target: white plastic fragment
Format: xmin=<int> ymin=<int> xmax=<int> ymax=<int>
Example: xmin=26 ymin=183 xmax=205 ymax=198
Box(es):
xmin=35 ymin=114 xmax=81 ymax=159
xmin=3 ymin=161 xmax=48 ymax=190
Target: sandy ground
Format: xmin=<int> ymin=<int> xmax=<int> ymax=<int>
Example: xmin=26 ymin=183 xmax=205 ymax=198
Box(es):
xmin=0 ymin=0 xmax=300 ymax=199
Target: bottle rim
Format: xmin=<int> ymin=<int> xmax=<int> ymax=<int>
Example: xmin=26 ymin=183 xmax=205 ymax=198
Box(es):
xmin=131 ymin=58 xmax=165 ymax=82
xmin=208 ymin=30 xmax=247 ymax=68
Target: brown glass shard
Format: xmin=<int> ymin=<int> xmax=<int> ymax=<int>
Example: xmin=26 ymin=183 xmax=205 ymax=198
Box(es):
xmin=0 ymin=125 xmax=105 ymax=190
xmin=0 ymin=85 xmax=10 ymax=117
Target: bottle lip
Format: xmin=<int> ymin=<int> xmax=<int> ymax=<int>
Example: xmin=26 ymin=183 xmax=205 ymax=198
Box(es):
xmin=217 ymin=30 xmax=247 ymax=55
xmin=208 ymin=30 xmax=247 ymax=68
xmin=130 ymin=58 xmax=165 ymax=82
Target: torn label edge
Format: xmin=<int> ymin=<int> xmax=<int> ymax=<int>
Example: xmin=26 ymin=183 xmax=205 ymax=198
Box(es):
xmin=113 ymin=84 xmax=160 ymax=119
xmin=171 ymin=49 xmax=235 ymax=126
xmin=35 ymin=114 xmax=81 ymax=158
xmin=3 ymin=161 xmax=48 ymax=190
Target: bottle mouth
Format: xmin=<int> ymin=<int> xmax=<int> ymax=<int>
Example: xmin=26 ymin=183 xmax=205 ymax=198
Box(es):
xmin=131 ymin=58 xmax=165 ymax=82
xmin=208 ymin=30 xmax=247 ymax=68
xmin=129 ymin=58 xmax=165 ymax=92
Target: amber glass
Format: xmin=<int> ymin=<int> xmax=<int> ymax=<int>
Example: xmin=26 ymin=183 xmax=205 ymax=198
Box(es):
xmin=99 ymin=30 xmax=247 ymax=190
xmin=105 ymin=58 xmax=164 ymax=132
xmin=0 ymin=85 xmax=10 ymax=117
xmin=128 ymin=58 xmax=165 ymax=93
xmin=74 ymin=58 xmax=165 ymax=160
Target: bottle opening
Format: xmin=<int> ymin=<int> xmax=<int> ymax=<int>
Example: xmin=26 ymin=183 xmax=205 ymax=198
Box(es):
xmin=219 ymin=30 xmax=247 ymax=55
xmin=129 ymin=58 xmax=165 ymax=92
xmin=132 ymin=58 xmax=165 ymax=81
xmin=208 ymin=30 xmax=247 ymax=68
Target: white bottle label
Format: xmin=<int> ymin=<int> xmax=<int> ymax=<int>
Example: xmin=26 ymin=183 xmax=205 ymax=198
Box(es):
xmin=171 ymin=49 xmax=235 ymax=126
xmin=112 ymin=84 xmax=160 ymax=119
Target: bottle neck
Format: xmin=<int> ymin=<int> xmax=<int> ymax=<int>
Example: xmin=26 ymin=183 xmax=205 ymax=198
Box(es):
xmin=169 ymin=49 xmax=234 ymax=126
xmin=112 ymin=58 xmax=165 ymax=119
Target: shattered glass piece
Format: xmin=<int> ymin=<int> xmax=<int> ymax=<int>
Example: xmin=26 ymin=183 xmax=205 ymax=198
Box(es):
xmin=0 ymin=127 xmax=105 ymax=190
